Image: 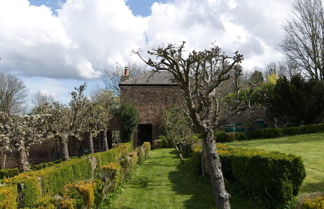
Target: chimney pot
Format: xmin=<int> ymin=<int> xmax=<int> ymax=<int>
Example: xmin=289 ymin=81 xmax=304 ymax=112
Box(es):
xmin=124 ymin=67 xmax=129 ymax=76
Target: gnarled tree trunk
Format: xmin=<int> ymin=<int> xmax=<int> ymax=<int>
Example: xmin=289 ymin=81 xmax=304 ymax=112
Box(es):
xmin=203 ymin=129 xmax=231 ymax=209
xmin=1 ymin=150 xmax=6 ymax=169
xmin=18 ymin=146 xmax=29 ymax=172
xmin=102 ymin=129 xmax=109 ymax=151
xmin=88 ymin=131 xmax=94 ymax=154
xmin=59 ymin=134 xmax=70 ymax=161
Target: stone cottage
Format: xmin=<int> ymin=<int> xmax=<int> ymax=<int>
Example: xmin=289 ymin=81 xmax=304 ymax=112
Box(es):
xmin=119 ymin=67 xmax=183 ymax=146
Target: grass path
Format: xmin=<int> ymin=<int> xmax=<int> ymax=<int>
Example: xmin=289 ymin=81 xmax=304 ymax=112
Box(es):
xmin=109 ymin=148 xmax=261 ymax=209
xmin=228 ymin=132 xmax=324 ymax=193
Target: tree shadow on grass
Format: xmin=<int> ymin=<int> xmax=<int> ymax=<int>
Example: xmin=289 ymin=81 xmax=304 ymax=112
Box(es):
xmin=301 ymin=181 xmax=324 ymax=193
xmin=168 ymin=160 xmax=216 ymax=209
xmin=168 ymin=150 xmax=263 ymax=209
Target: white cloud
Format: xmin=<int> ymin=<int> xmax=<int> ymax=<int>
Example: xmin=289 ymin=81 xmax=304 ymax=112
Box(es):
xmin=0 ymin=0 xmax=294 ymax=81
xmin=0 ymin=0 xmax=147 ymax=79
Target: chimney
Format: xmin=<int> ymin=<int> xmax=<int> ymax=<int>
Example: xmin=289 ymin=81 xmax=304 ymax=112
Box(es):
xmin=121 ymin=66 xmax=129 ymax=82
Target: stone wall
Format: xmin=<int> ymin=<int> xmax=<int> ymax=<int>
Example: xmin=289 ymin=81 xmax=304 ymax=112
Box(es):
xmin=120 ymin=85 xmax=183 ymax=142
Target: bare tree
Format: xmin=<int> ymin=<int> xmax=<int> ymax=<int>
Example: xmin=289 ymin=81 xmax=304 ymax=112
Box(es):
xmin=136 ymin=42 xmax=243 ymax=209
xmin=102 ymin=63 xmax=147 ymax=95
xmin=32 ymin=91 xmax=54 ymax=107
xmin=0 ymin=73 xmax=27 ymax=114
xmin=281 ymin=0 xmax=324 ymax=80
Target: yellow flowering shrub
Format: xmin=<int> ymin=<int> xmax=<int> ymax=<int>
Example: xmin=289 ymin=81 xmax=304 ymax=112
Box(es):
xmin=0 ymin=185 xmax=18 ymax=209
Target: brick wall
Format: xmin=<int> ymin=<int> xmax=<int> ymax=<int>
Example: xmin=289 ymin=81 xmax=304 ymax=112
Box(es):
xmin=120 ymin=85 xmax=183 ymax=142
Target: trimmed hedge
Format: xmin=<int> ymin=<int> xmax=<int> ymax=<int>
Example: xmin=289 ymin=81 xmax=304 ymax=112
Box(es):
xmin=302 ymin=196 xmax=324 ymax=209
xmin=0 ymin=168 xmax=19 ymax=180
xmin=215 ymin=131 xmax=248 ymax=143
xmin=192 ymin=144 xmax=306 ymax=208
xmin=248 ymin=123 xmax=324 ymax=140
xmin=0 ymin=142 xmax=151 ymax=209
xmin=0 ymin=185 xmax=18 ymax=209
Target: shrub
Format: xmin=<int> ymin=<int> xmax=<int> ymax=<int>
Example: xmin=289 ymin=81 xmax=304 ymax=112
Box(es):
xmin=31 ymin=160 xmax=62 ymax=171
xmin=118 ymin=103 xmax=140 ymax=142
xmin=0 ymin=142 xmax=151 ymax=208
xmin=101 ymin=162 xmax=121 ymax=187
xmin=62 ymin=181 xmax=95 ymax=209
xmin=158 ymin=135 xmax=172 ymax=148
xmin=215 ymin=131 xmax=230 ymax=143
xmin=235 ymin=132 xmax=248 ymax=140
xmin=0 ymin=185 xmax=18 ymax=209
xmin=192 ymin=144 xmax=306 ymax=208
xmin=302 ymin=196 xmax=324 ymax=209
xmin=248 ymin=123 xmax=324 ymax=140
xmin=3 ymin=174 xmax=41 ymax=207
xmin=214 ymin=131 xmax=247 ymax=142
xmin=152 ymin=139 xmax=162 ymax=149
xmin=0 ymin=168 xmax=19 ymax=179
xmin=33 ymin=196 xmax=57 ymax=209
xmin=249 ymin=128 xmax=282 ymax=139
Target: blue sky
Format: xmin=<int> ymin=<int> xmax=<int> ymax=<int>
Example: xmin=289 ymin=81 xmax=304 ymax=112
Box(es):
xmin=28 ymin=0 xmax=167 ymax=16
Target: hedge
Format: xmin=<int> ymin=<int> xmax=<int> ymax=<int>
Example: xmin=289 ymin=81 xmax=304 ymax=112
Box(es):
xmin=302 ymin=196 xmax=324 ymax=209
xmin=215 ymin=123 xmax=324 ymax=142
xmin=248 ymin=123 xmax=324 ymax=140
xmin=192 ymin=144 xmax=306 ymax=208
xmin=0 ymin=185 xmax=18 ymax=209
xmin=0 ymin=142 xmax=151 ymax=209
xmin=0 ymin=168 xmax=19 ymax=180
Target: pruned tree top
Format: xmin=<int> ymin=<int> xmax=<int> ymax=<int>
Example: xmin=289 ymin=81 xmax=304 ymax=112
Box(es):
xmin=135 ymin=42 xmax=244 ymax=131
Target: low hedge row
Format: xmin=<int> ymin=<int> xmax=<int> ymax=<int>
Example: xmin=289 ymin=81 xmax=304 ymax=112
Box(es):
xmin=0 ymin=142 xmax=151 ymax=209
xmin=249 ymin=123 xmax=324 ymax=139
xmin=301 ymin=196 xmax=324 ymax=209
xmin=192 ymin=144 xmax=306 ymax=208
xmin=0 ymin=185 xmax=18 ymax=209
xmin=0 ymin=168 xmax=19 ymax=180
xmin=215 ymin=123 xmax=324 ymax=142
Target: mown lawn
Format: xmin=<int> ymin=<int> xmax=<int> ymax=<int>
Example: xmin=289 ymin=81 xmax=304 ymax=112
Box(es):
xmin=108 ymin=148 xmax=261 ymax=209
xmin=228 ymin=132 xmax=324 ymax=193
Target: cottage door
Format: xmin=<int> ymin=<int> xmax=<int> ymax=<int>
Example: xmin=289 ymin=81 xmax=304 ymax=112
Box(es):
xmin=138 ymin=124 xmax=153 ymax=146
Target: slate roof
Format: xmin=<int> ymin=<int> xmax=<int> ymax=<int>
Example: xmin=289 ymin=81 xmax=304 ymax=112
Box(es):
xmin=119 ymin=71 xmax=178 ymax=86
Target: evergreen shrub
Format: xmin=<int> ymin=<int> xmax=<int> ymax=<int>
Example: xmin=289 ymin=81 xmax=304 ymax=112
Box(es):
xmin=0 ymin=185 xmax=18 ymax=209
xmin=118 ymin=103 xmax=140 ymax=142
xmin=192 ymin=144 xmax=306 ymax=208
xmin=302 ymin=196 xmax=324 ymax=209
xmin=0 ymin=168 xmax=19 ymax=179
xmin=248 ymin=123 xmax=324 ymax=140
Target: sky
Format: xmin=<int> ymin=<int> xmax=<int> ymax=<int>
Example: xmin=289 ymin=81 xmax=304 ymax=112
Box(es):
xmin=0 ymin=0 xmax=294 ymax=107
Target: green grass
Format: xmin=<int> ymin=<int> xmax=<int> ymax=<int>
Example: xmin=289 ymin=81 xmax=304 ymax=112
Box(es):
xmin=228 ymin=132 xmax=324 ymax=193
xmin=109 ymin=148 xmax=261 ymax=209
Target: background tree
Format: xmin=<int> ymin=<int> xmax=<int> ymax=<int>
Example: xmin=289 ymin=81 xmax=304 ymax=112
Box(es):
xmin=38 ymin=84 xmax=92 ymax=161
xmin=118 ymin=103 xmax=139 ymax=143
xmin=281 ymin=0 xmax=324 ymax=80
xmin=32 ymin=90 xmax=54 ymax=108
xmin=103 ymin=63 xmax=147 ymax=95
xmin=269 ymin=75 xmax=324 ymax=125
xmin=136 ymin=42 xmax=243 ymax=209
xmin=162 ymin=106 xmax=199 ymax=162
xmin=0 ymin=73 xmax=27 ymax=114
xmin=0 ymin=112 xmax=48 ymax=172
xmin=91 ymin=89 xmax=118 ymax=151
